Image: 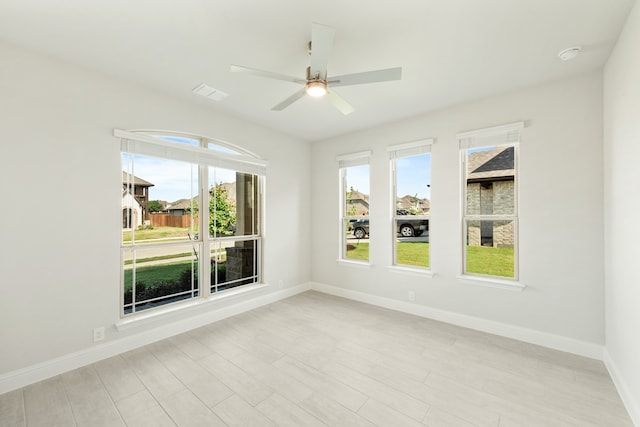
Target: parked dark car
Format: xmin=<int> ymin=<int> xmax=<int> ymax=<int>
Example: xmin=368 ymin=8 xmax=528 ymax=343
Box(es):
xmin=350 ymin=210 xmax=429 ymax=239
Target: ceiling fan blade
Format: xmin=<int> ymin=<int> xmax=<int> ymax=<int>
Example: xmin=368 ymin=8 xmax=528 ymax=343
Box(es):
xmin=310 ymin=23 xmax=336 ymax=81
xmin=328 ymin=67 xmax=402 ymax=87
xmin=230 ymin=65 xmax=305 ymax=84
xmin=271 ymin=88 xmax=307 ymax=111
xmin=326 ymin=89 xmax=354 ymax=115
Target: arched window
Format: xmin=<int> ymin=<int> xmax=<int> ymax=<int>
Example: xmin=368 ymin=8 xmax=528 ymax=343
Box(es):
xmin=117 ymin=129 xmax=266 ymax=316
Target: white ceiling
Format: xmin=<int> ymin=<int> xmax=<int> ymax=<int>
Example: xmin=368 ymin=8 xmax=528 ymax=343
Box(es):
xmin=0 ymin=0 xmax=635 ymax=141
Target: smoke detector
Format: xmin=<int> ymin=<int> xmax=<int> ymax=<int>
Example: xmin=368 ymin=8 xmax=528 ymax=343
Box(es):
xmin=558 ymin=46 xmax=582 ymax=61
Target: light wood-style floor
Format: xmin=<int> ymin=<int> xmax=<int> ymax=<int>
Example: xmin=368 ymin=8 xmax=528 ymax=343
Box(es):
xmin=0 ymin=291 xmax=633 ymax=427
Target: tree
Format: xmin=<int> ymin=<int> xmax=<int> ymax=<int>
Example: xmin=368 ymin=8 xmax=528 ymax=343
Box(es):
xmin=346 ymin=185 xmax=358 ymax=216
xmin=183 ymin=185 xmax=236 ymax=236
xmin=408 ymin=193 xmax=422 ymax=215
xmin=209 ymin=184 xmax=236 ymax=236
xmin=148 ymin=200 xmax=163 ymax=213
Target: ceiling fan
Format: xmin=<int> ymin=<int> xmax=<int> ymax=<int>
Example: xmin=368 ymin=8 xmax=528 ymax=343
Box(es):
xmin=230 ymin=23 xmax=402 ymax=115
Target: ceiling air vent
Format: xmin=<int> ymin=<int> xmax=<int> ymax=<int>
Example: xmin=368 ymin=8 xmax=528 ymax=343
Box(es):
xmin=192 ymin=83 xmax=229 ymax=101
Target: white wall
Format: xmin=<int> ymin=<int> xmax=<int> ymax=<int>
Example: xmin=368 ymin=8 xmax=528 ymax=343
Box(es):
xmin=3 ymin=32 xmax=632 ymax=407
xmin=311 ymin=72 xmax=605 ymax=350
xmin=0 ymin=40 xmax=311 ymax=375
xmin=604 ymin=1 xmax=640 ymax=424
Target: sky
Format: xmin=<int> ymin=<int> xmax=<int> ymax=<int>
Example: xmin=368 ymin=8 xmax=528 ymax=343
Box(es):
xmin=123 ymin=135 xmax=240 ymax=202
xmin=125 ymin=145 xmax=434 ymax=203
xmin=346 ymin=153 xmax=432 ymax=200
xmin=123 ymin=154 xmax=237 ymax=203
xmin=396 ymin=154 xmax=431 ymax=199
xmin=345 ymin=148 xmax=504 ymax=200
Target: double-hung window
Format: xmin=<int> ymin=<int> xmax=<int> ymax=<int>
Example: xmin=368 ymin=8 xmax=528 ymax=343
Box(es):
xmin=388 ymin=140 xmax=433 ymax=269
xmin=458 ymin=122 xmax=523 ymax=281
xmin=338 ymin=151 xmax=371 ymax=263
xmin=118 ymin=130 xmax=266 ymax=316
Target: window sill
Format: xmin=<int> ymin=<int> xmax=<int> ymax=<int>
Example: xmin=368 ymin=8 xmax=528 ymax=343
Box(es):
xmin=336 ymin=259 xmax=373 ymax=269
xmin=116 ymin=283 xmax=267 ymax=331
xmin=388 ymin=265 xmax=434 ymax=278
xmin=456 ymin=275 xmax=525 ymax=292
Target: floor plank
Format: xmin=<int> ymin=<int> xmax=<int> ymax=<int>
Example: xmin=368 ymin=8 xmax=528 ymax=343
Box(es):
xmin=22 ymin=377 xmax=75 ymax=427
xmin=0 ymin=389 xmax=26 ymax=427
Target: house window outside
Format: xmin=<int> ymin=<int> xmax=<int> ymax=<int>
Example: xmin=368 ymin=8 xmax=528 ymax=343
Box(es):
xmin=338 ymin=151 xmax=371 ymax=263
xmin=458 ymin=122 xmax=523 ymax=280
xmin=118 ymin=130 xmax=266 ymax=316
xmin=388 ymin=140 xmax=433 ymax=269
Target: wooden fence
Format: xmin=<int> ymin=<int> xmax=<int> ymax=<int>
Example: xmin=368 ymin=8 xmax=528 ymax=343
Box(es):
xmin=149 ymin=213 xmax=195 ymax=228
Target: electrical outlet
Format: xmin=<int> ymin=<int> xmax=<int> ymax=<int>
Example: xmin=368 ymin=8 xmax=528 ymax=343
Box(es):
xmin=93 ymin=327 xmax=105 ymax=343
xmin=408 ymin=291 xmax=415 ymax=301
xmin=278 ymin=280 xmax=284 ymax=289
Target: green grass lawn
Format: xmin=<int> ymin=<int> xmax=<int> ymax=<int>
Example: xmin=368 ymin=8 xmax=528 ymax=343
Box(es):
xmin=346 ymin=242 xmax=369 ymax=261
xmin=346 ymin=241 xmax=431 ymax=267
xmin=122 ymin=226 xmax=196 ymax=243
xmin=124 ymin=261 xmax=196 ymax=292
xmin=346 ymin=241 xmax=513 ymax=277
xmin=466 ymin=245 xmax=514 ymax=278
xmin=396 ymin=242 xmax=429 ymax=267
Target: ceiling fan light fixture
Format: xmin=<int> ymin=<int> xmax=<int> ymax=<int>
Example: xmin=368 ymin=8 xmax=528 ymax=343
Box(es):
xmin=306 ymin=80 xmax=327 ymax=97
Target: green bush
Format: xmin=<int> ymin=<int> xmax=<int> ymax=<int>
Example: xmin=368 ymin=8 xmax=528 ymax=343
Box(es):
xmin=124 ymin=258 xmax=238 ymax=311
xmin=124 ymin=265 xmax=196 ymax=308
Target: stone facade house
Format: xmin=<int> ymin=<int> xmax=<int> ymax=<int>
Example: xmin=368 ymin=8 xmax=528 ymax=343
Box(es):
xmin=466 ymin=146 xmax=515 ymax=248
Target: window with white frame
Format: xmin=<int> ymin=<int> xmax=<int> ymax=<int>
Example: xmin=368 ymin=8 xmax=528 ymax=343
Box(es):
xmin=338 ymin=151 xmax=371 ymax=263
xmin=458 ymin=122 xmax=523 ymax=280
xmin=118 ymin=130 xmax=266 ymax=316
xmin=388 ymin=140 xmax=433 ymax=269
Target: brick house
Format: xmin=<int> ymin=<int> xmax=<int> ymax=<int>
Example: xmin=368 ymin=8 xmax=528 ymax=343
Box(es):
xmin=466 ymin=146 xmax=515 ymax=247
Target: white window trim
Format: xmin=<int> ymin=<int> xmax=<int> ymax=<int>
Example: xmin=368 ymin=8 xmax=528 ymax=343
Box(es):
xmin=118 ymin=129 xmax=265 ymax=317
xmin=456 ymin=274 xmax=525 ymax=291
xmin=388 ymin=265 xmax=434 ymax=278
xmin=388 ymin=139 xmax=433 ymax=271
xmin=115 ymin=129 xmax=268 ymax=175
xmin=131 ymin=128 xmax=259 ymax=158
xmin=338 ymin=150 xmax=371 ymax=265
xmin=387 ymin=138 xmax=435 ymax=158
xmin=115 ymin=283 xmax=267 ymax=330
xmin=458 ymin=122 xmax=524 ymax=287
xmin=336 ymin=259 xmax=374 ymax=269
xmin=337 ymin=150 xmax=372 ymax=167
xmin=457 ymin=121 xmax=524 ymax=149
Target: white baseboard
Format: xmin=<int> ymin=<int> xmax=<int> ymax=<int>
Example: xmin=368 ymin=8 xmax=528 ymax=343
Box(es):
xmin=309 ymin=282 xmax=604 ymax=360
xmin=604 ymin=349 xmax=640 ymax=426
xmin=0 ymin=283 xmax=311 ymax=394
xmin=0 ymin=281 xmax=610 ymax=397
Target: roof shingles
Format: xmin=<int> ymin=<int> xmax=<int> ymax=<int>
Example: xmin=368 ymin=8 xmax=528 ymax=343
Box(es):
xmin=467 ymin=146 xmax=514 ymax=181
